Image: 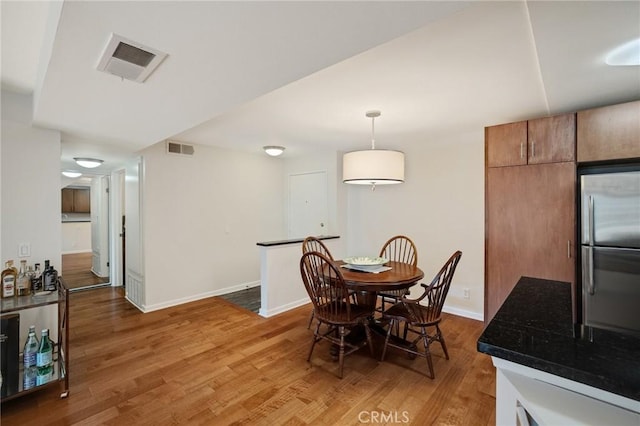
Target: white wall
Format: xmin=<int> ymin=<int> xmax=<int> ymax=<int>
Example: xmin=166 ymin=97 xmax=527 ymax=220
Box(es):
xmin=346 ymin=129 xmax=485 ymax=319
xmin=140 ymin=142 xmax=286 ymax=310
xmin=61 ymin=222 xmax=91 ymax=253
xmin=1 ymin=90 xmax=62 ymax=342
xmin=1 ymin=91 xmax=62 ymax=272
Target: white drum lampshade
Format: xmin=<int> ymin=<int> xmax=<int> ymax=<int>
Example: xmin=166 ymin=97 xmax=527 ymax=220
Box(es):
xmin=342 ymin=110 xmax=405 ymax=187
xmin=343 ymin=150 xmax=404 ymax=185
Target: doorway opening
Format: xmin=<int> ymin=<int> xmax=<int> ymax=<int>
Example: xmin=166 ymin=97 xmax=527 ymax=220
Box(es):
xmin=61 ymin=174 xmax=111 ymax=291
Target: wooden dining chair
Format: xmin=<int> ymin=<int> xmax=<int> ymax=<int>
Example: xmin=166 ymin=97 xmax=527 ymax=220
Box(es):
xmin=300 ymin=251 xmax=375 ymax=379
xmin=377 ymin=235 xmax=418 ymax=313
xmin=380 ymin=250 xmax=462 ymax=379
xmin=302 ymin=237 xmax=334 ymax=329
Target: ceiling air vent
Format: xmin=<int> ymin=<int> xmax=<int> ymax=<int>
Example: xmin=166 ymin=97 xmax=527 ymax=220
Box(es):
xmin=166 ymin=141 xmax=195 ymax=156
xmin=97 ymin=34 xmax=167 ymax=83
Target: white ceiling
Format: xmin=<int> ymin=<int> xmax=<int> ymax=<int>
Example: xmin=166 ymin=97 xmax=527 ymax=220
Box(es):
xmin=1 ymin=1 xmax=639 ymax=174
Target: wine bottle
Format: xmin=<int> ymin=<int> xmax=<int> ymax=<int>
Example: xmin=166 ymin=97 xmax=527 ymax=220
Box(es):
xmin=35 ymin=329 xmax=53 ymax=386
xmin=1 ymin=261 xmax=17 ymax=298
xmin=42 ymin=260 xmax=58 ymax=292
xmin=31 ymin=263 xmax=42 ymax=293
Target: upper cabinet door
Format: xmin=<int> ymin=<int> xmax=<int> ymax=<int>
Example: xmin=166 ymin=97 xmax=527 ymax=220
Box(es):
xmin=577 ymin=100 xmax=640 ymax=163
xmin=74 ymin=188 xmax=90 ymax=213
xmin=528 ymin=113 xmax=576 ymax=164
xmin=61 ymin=188 xmax=74 ymax=213
xmin=486 ymin=120 xmax=527 ymax=167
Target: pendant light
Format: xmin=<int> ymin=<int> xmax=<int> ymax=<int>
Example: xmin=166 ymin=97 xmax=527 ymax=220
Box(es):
xmin=342 ymin=110 xmax=404 ymax=190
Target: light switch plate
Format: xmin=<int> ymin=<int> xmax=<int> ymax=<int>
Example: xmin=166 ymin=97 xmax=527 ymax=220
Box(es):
xmin=18 ymin=243 xmax=31 ymax=257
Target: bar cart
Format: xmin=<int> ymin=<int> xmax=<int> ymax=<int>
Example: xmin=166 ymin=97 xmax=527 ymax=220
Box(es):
xmin=1 ymin=277 xmax=69 ymax=402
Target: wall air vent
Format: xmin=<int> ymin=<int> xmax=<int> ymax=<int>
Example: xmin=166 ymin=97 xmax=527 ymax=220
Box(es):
xmin=166 ymin=141 xmax=195 ymax=156
xmin=97 ymin=34 xmax=167 ymax=83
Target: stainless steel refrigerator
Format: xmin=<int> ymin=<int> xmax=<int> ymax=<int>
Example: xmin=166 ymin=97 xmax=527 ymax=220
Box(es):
xmin=581 ymin=168 xmax=640 ymax=336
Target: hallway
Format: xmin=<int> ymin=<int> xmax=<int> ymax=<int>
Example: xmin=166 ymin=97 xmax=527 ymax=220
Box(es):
xmin=61 ymin=252 xmax=109 ymax=290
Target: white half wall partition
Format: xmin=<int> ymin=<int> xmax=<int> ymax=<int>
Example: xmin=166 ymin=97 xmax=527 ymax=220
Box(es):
xmin=258 ymin=236 xmax=344 ymax=317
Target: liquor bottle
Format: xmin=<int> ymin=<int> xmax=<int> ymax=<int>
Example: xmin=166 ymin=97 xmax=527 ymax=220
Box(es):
xmin=42 ymin=260 xmax=58 ymax=292
xmin=23 ymin=326 xmax=39 ymax=390
xmin=16 ymin=260 xmax=31 ymax=296
xmin=35 ymin=329 xmax=53 ymax=386
xmin=31 ymin=263 xmax=42 ymax=293
xmin=1 ymin=261 xmax=17 ymax=298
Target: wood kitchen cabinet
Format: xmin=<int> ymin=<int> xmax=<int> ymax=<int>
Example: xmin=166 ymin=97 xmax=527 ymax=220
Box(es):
xmin=486 ymin=121 xmax=527 ymax=167
xmin=485 ymin=162 xmax=576 ymax=323
xmin=61 ymin=188 xmax=90 ymax=213
xmin=486 ymin=113 xmax=575 ymax=167
xmin=577 ymin=100 xmax=640 ymax=162
xmin=485 ymin=113 xmax=576 ymax=323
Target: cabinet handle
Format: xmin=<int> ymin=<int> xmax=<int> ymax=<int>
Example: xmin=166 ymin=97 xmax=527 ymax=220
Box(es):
xmin=531 ymin=140 xmax=536 ymax=158
xmin=567 ymin=240 xmax=571 ymax=258
xmin=520 ymin=142 xmax=524 ymax=159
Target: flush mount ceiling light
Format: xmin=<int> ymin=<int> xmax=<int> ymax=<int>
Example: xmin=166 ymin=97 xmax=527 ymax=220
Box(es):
xmin=74 ymin=157 xmax=104 ymax=168
xmin=263 ymin=145 xmax=285 ymax=157
xmin=62 ymin=171 xmax=82 ymax=178
xmin=606 ymin=38 xmax=640 ymax=66
xmin=343 ymin=110 xmax=405 ymax=190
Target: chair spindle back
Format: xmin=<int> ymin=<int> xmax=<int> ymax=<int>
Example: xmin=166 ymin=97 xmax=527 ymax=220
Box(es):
xmin=380 ymin=235 xmax=418 ymax=266
xmin=300 ymin=251 xmax=352 ymax=322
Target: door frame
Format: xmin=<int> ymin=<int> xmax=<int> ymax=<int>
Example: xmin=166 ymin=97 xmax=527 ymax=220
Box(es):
xmin=109 ymin=168 xmax=126 ymax=287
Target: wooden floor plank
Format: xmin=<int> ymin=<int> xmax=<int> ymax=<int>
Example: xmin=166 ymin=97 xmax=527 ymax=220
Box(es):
xmin=61 ymin=252 xmax=110 ymax=289
xmin=1 ymin=287 xmax=495 ymax=425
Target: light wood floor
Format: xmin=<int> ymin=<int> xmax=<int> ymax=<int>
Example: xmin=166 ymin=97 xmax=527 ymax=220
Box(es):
xmin=0 ymin=288 xmax=496 ymax=425
xmin=61 ymin=252 xmax=110 ymax=290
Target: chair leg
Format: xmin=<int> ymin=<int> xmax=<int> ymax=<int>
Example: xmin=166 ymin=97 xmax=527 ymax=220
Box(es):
xmin=421 ymin=326 xmax=435 ymax=379
xmin=436 ymin=324 xmax=449 ymax=360
xmin=380 ymin=319 xmax=395 ymax=361
xmin=338 ymin=326 xmax=346 ymax=379
xmin=307 ymin=309 xmax=315 ymax=329
xmin=363 ymin=322 xmax=374 ymax=357
xmin=307 ymin=321 xmax=322 ymax=362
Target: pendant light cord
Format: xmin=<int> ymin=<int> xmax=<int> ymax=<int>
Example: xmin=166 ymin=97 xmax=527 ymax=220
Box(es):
xmin=370 ymin=115 xmax=376 ymax=150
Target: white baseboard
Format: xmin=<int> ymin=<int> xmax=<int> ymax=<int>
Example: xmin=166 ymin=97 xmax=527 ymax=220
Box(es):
xmin=442 ymin=304 xmax=483 ymax=322
xmin=125 ymin=295 xmax=145 ymax=313
xmin=259 ymin=297 xmax=309 ymax=318
xmin=142 ymin=280 xmax=261 ymax=313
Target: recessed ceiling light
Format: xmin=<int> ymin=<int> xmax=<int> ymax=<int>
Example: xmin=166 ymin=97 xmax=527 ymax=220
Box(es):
xmin=62 ymin=171 xmax=82 ymax=178
xmin=606 ymin=38 xmax=640 ymax=66
xmin=74 ymin=157 xmax=104 ymax=168
xmin=263 ymin=146 xmax=285 ymax=157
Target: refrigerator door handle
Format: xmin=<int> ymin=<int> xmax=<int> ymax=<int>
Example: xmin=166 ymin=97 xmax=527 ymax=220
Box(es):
xmin=588 ymin=195 xmax=595 ymax=246
xmin=584 ymin=246 xmax=595 ymax=295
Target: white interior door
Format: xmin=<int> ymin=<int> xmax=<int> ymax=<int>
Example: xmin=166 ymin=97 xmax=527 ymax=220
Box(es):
xmin=288 ymin=171 xmax=328 ymax=239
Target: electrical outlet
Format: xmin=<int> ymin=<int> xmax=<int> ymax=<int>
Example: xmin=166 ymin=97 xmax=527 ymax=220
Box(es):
xmin=463 ymin=288 xmax=470 ymax=299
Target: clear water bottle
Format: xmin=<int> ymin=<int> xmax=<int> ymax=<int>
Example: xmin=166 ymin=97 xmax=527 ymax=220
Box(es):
xmin=23 ymin=326 xmax=39 ymax=389
xmin=35 ymin=329 xmax=53 ymax=386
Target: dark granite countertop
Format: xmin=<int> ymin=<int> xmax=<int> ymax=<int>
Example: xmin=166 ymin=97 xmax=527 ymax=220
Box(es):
xmin=477 ymin=276 xmax=640 ymax=402
xmin=256 ymin=235 xmax=339 ymax=247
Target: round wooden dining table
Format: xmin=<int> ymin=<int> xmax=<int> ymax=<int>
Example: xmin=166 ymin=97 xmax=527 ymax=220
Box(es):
xmin=336 ymin=260 xmax=424 ymax=310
